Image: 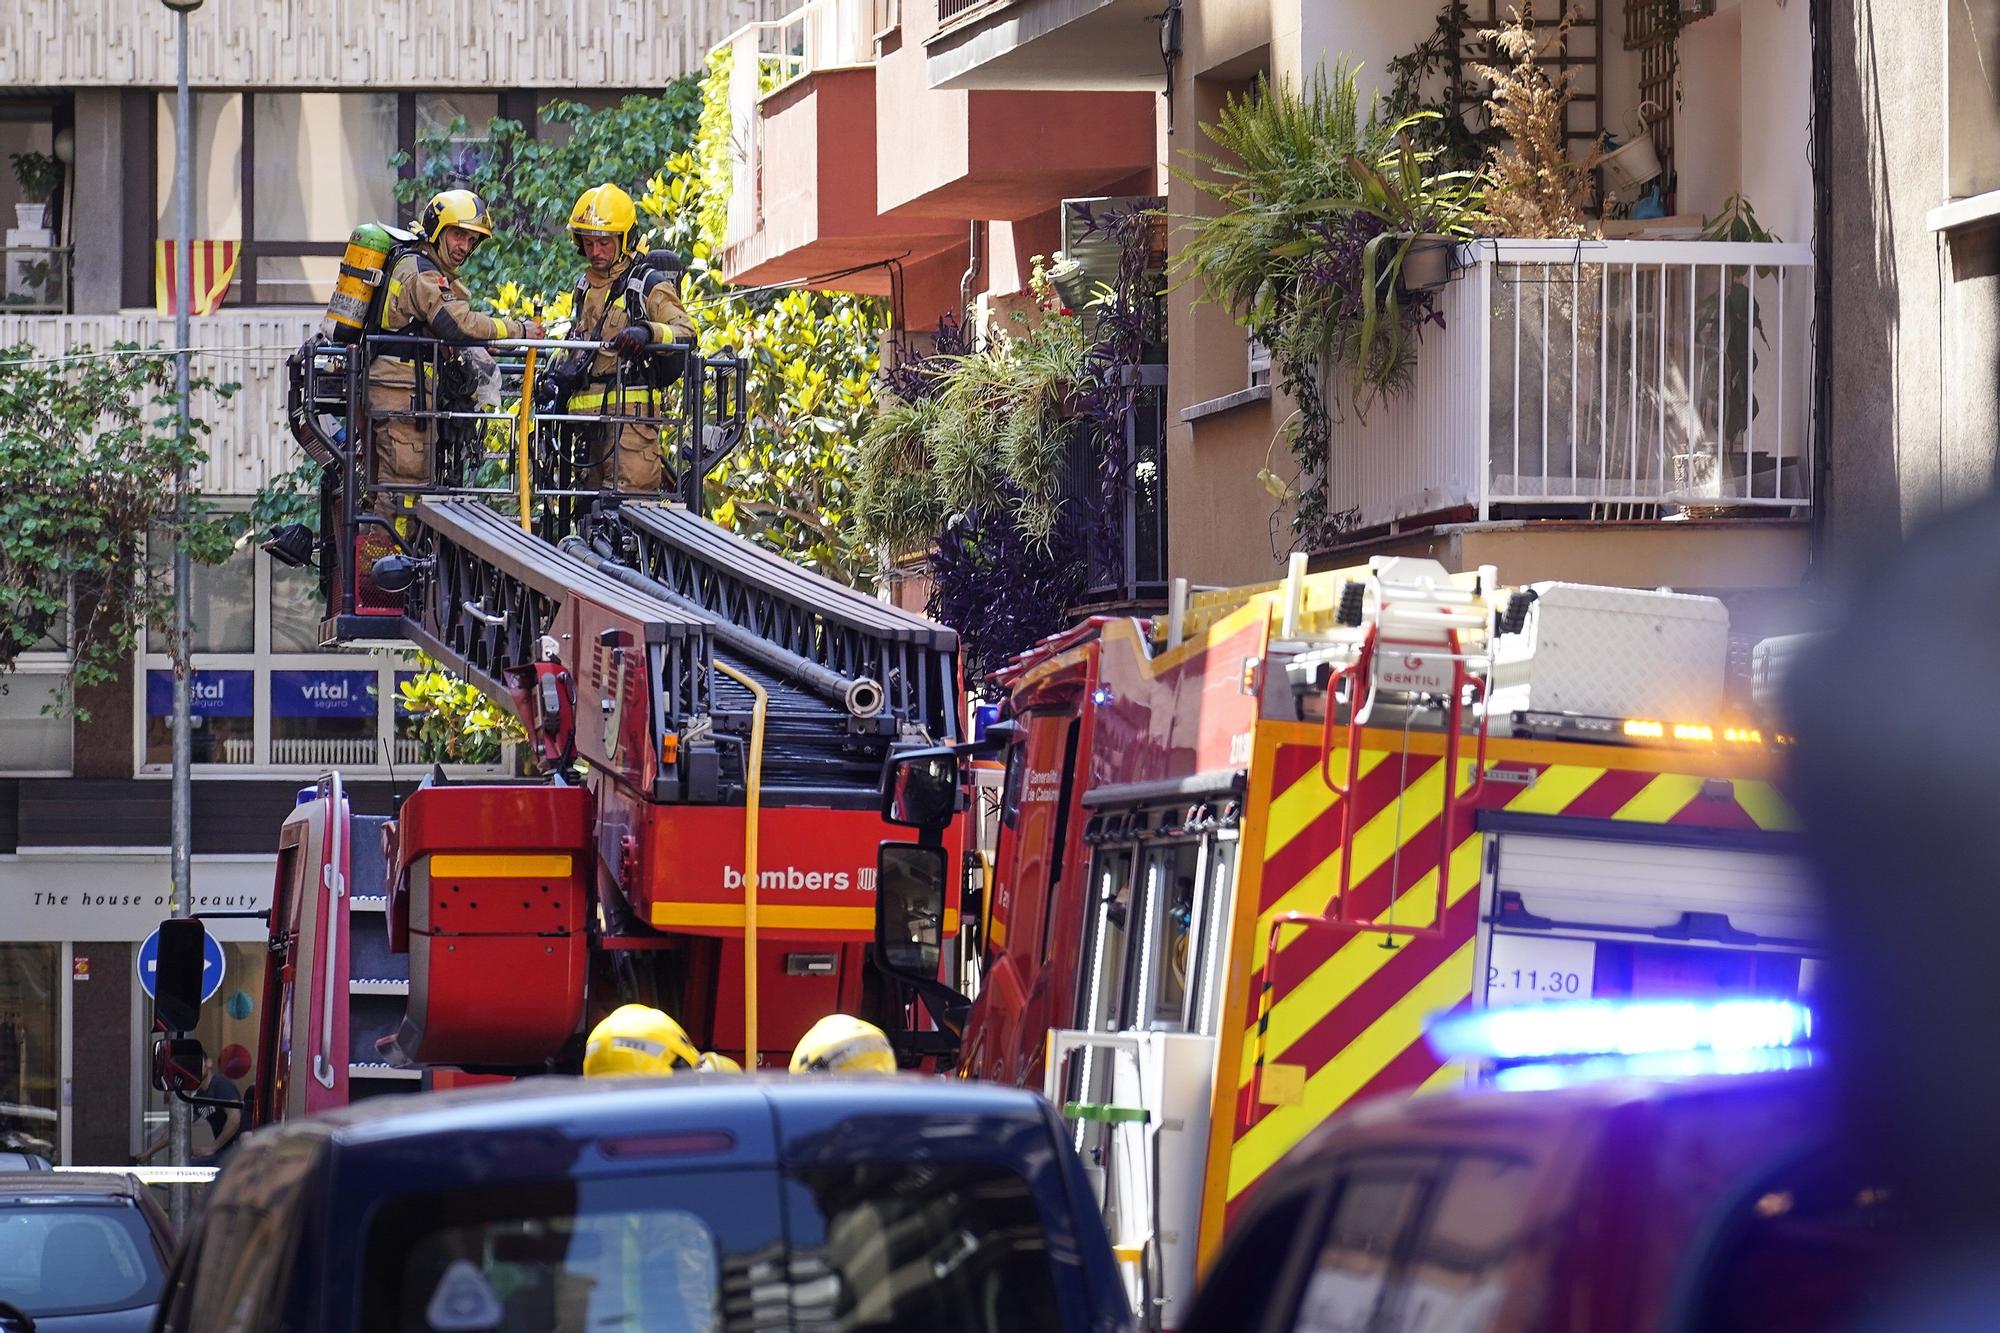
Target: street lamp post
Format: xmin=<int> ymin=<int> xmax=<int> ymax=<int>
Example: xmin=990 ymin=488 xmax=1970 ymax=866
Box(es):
xmin=160 ymin=0 xmax=202 ymax=1226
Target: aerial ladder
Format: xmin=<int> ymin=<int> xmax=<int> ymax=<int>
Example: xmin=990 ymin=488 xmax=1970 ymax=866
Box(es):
xmin=254 ymin=323 xmax=965 ymax=1121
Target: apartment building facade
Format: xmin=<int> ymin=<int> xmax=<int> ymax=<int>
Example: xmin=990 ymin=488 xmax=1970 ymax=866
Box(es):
xmin=896 ymin=0 xmax=2000 ymax=593
xmin=0 ymin=0 xmax=772 ymax=1165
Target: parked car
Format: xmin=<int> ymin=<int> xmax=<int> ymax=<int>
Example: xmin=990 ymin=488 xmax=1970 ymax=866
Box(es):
xmin=156 ymin=1074 xmax=1131 ymax=1332
xmin=1186 ymin=1067 xmax=1896 ymax=1333
xmin=0 ymin=1152 xmax=51 ymax=1172
xmin=0 ymin=1172 xmax=175 ymax=1332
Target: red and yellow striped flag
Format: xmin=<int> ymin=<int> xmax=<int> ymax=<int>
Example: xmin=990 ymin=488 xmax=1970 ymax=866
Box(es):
xmin=154 ymin=240 xmax=240 ymax=317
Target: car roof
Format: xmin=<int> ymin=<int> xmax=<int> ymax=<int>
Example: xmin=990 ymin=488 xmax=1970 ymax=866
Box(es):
xmin=269 ymin=1073 xmax=1054 ymax=1149
xmin=0 ymin=1170 xmax=148 ymax=1201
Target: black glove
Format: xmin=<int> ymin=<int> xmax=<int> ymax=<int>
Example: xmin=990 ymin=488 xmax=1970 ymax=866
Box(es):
xmin=610 ymin=326 xmax=652 ymax=359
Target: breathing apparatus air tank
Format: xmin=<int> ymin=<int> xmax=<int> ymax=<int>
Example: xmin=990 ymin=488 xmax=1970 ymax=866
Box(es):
xmin=321 ymin=223 xmax=416 ymax=344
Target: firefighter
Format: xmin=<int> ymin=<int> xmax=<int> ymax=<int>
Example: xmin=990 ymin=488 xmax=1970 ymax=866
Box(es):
xmin=581 ymin=1004 xmax=741 ymax=1076
xmin=366 ymin=188 xmax=543 ymax=510
xmin=789 ymin=1014 xmax=897 ymax=1075
xmin=581 ymin=1003 xmax=701 ymax=1076
xmin=544 ymin=182 xmax=697 ymax=495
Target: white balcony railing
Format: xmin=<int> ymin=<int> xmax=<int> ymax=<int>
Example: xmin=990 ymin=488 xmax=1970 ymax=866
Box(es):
xmin=720 ymin=0 xmax=875 ymax=248
xmin=224 ymin=737 xmax=430 ymax=766
xmin=1327 ymin=239 xmax=1815 ymax=528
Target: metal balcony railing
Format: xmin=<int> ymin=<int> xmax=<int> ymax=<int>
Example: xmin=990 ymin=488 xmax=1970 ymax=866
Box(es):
xmin=936 ymin=0 xmax=1013 ymax=24
xmin=1 ymin=245 xmax=71 ymax=313
xmin=1062 ymin=363 xmax=1168 ymax=608
xmin=1326 ymin=239 xmax=1815 ymax=529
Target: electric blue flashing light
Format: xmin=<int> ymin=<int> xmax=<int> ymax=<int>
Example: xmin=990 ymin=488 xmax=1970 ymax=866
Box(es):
xmin=1488 ymin=1045 xmax=1818 ymax=1093
xmin=1427 ymin=997 xmax=1815 ymax=1066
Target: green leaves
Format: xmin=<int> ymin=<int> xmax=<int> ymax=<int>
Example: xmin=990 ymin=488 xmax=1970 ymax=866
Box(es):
xmin=0 ymin=343 xmax=241 ymax=713
xmin=397 ymin=655 xmax=525 ymax=765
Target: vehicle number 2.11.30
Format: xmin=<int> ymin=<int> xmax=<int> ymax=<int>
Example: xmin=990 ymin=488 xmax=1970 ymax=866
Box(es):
xmin=1484 ymin=934 xmax=1596 ymax=1007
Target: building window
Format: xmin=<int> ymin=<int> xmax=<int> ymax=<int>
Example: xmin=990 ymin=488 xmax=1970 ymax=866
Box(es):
xmin=151 ymin=91 xmax=489 ymax=308
xmin=1948 ymin=0 xmax=2000 ymax=199
xmin=0 ymin=607 xmax=74 ymax=777
xmin=0 ymin=674 xmax=73 ymax=776
xmin=251 ymin=92 xmax=401 ymax=306
xmin=415 ymin=93 xmax=500 ymax=180
xmin=136 ymin=535 xmax=509 ymax=777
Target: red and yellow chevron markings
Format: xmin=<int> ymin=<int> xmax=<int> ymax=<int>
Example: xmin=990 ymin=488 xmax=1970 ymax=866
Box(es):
xmin=1194 ymin=721 xmax=1795 ymax=1268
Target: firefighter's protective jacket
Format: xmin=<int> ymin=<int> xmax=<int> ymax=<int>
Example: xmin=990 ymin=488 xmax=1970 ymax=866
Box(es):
xmin=566 ymin=256 xmax=697 ymax=406
xmin=370 ymin=243 xmax=520 ymax=389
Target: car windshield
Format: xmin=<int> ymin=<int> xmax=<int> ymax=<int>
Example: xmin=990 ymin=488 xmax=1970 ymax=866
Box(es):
xmin=0 ymin=1201 xmax=166 ymax=1316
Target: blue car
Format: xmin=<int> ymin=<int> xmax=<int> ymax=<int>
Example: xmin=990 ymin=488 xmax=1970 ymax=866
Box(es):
xmin=154 ymin=1075 xmax=1132 ymax=1332
xmin=0 ymin=1172 xmax=174 ymax=1332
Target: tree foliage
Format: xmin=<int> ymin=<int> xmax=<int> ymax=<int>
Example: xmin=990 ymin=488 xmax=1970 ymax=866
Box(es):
xmin=0 ymin=344 xmax=240 ymax=712
xmin=393 ymin=85 xmax=705 ymax=314
xmin=397 ymin=655 xmax=524 ymax=765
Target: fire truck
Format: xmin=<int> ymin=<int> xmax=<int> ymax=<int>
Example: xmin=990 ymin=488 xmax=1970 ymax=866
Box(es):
xmin=246 ymin=324 xmax=967 ymax=1125
xmin=868 ymin=555 xmax=1819 ymax=1329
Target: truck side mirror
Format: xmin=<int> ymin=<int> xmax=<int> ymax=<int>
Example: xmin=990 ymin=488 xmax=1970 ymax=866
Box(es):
xmin=151 ymin=1036 xmax=208 ymax=1095
xmin=881 ymin=748 xmax=959 ymax=829
xmin=875 ymin=843 xmax=947 ymax=978
xmin=154 ymin=917 xmax=209 ymax=1035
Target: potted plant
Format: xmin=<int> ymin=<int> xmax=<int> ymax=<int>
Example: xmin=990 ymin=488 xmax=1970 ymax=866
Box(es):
xmin=9 ymin=151 xmax=61 ymax=231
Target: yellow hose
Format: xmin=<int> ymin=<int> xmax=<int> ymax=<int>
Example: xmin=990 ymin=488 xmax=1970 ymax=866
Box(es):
xmin=515 ymin=346 xmax=538 ymax=533
xmin=714 ymin=661 xmax=766 ymax=1065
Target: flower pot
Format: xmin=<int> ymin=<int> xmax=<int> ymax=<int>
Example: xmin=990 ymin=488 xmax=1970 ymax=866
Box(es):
xmin=13 ymin=202 xmax=46 ymax=231
xmin=1397 ymin=236 xmax=1453 ymax=294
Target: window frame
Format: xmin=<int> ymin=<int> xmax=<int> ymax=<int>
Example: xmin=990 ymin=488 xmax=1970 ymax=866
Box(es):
xmin=149 ymin=90 xmax=422 ymax=306
xmin=131 ymin=537 xmax=510 ymax=780
xmin=0 ymin=629 xmax=77 ymax=777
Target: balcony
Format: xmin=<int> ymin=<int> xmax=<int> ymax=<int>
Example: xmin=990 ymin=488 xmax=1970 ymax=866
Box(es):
xmin=2 ymin=245 xmax=71 ymax=314
xmin=716 ymin=0 xmax=964 ymax=291
xmin=1326 ymin=240 xmax=1815 ymax=537
xmin=925 ymin=0 xmax=1162 ymax=91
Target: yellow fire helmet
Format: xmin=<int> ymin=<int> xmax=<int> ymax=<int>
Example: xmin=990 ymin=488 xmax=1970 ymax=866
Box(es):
xmin=789 ymin=1014 xmax=897 ymax=1076
xmin=418 ymin=188 xmax=496 ymax=247
xmin=582 ymin=1004 xmax=701 ymax=1077
xmin=568 ymin=182 xmax=639 ymax=258
xmin=696 ymin=1051 xmax=744 ymax=1074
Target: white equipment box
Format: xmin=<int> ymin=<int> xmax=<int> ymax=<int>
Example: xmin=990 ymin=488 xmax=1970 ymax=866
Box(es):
xmin=1489 ymin=582 xmax=1730 ymax=721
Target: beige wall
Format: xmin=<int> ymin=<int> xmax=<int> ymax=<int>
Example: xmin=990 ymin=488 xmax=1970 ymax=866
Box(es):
xmin=0 ymin=0 xmax=782 ymax=88
xmin=1164 ymin=24 xmax=1295 ymax=590
xmin=1313 ymin=522 xmax=1811 ymax=591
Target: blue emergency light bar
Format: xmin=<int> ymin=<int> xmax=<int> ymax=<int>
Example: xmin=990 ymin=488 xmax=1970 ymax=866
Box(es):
xmin=1427 ymin=997 xmax=1815 ymax=1065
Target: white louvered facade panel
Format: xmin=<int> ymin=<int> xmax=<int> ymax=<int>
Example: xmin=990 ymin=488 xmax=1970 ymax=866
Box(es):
xmin=0 ymin=310 xmax=313 ymax=497
xmin=0 ymin=0 xmax=785 ymax=89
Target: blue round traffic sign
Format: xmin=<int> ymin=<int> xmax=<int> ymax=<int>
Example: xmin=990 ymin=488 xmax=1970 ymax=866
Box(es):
xmin=136 ymin=925 xmax=227 ymax=1005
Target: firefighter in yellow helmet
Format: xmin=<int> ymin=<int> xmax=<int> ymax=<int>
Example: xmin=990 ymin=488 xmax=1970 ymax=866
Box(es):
xmin=582 ymin=1004 xmax=745 ymax=1077
xmin=582 ymin=1003 xmax=701 ymax=1076
xmin=366 ymin=188 xmax=543 ymax=510
xmin=790 ymin=1014 xmax=898 ymax=1075
xmin=546 ymin=182 xmax=697 ymax=495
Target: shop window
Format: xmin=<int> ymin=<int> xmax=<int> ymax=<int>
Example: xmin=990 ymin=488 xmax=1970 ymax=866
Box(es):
xmin=136 ymin=534 xmax=509 ymax=777
xmin=0 ymin=943 xmax=61 ymax=1163
xmin=140 ymin=940 xmax=265 ymax=1160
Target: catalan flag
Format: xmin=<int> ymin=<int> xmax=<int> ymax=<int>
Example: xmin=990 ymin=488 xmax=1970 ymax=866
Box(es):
xmin=154 ymin=239 xmax=240 ymax=317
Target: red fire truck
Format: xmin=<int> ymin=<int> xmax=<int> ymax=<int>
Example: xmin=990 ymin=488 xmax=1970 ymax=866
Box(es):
xmin=246 ymin=326 xmax=967 ymax=1125
xmin=869 ymin=556 xmax=1819 ymax=1329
